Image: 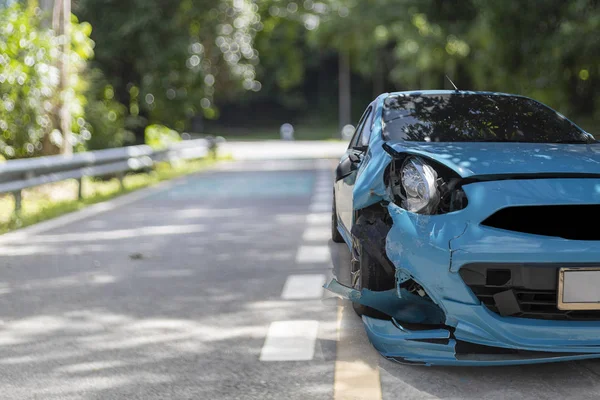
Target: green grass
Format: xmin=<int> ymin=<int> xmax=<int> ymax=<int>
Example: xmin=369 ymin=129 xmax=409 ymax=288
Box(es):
xmin=0 ymin=157 xmax=218 ymax=234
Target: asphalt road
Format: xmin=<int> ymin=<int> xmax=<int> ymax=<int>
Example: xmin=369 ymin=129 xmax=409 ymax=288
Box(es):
xmin=2 ymin=158 xmax=600 ymax=399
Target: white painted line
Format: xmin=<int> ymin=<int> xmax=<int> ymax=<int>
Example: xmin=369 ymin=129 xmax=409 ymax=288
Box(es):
xmin=281 ymin=274 xmax=326 ymax=299
xmin=296 ymin=245 xmax=330 ymax=263
xmin=306 ymin=213 xmax=330 ymax=225
xmin=260 ymin=321 xmax=319 ymax=361
xmin=275 ymin=214 xmax=306 ymax=224
xmin=309 ymin=202 xmax=331 ymax=213
xmin=302 ymin=227 xmax=331 ymax=242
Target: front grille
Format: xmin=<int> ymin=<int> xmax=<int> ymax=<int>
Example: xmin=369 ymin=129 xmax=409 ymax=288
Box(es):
xmin=481 ymin=205 xmax=600 ymax=240
xmin=460 ymin=263 xmax=600 ymax=321
xmin=469 ymin=285 xmax=600 ymax=320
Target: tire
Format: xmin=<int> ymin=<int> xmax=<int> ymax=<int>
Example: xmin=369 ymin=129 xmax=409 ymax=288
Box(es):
xmin=351 ymin=234 xmax=391 ymax=319
xmin=331 ymin=193 xmax=345 ymax=243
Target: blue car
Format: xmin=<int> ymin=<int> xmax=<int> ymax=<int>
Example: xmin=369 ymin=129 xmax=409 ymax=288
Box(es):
xmin=327 ymin=90 xmax=600 ymax=366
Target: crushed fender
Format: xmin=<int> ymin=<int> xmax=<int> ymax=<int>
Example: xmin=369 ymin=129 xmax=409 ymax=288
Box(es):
xmin=350 ymin=212 xmax=395 ymax=276
xmin=323 ymin=279 xmax=445 ymax=324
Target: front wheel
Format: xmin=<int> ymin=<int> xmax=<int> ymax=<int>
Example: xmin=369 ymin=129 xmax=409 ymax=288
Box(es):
xmin=351 ymin=235 xmax=390 ymax=319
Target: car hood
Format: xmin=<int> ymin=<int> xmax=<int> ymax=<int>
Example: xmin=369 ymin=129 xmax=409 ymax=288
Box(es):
xmin=388 ymin=141 xmax=600 ymax=178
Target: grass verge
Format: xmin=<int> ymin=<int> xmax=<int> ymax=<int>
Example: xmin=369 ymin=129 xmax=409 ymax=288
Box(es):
xmin=0 ymin=157 xmax=218 ymax=235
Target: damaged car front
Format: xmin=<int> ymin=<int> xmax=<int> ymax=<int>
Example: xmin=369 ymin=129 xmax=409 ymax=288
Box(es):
xmin=328 ymin=90 xmax=600 ymax=366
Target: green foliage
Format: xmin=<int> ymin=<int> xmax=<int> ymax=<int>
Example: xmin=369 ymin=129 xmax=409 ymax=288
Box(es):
xmin=291 ymin=0 xmax=598 ymax=125
xmin=1 ymin=0 xmax=588 ymax=151
xmin=144 ymin=124 xmax=181 ymax=149
xmin=74 ymin=0 xmax=263 ymax=132
xmin=84 ymin=69 xmax=134 ymax=150
xmin=0 ymin=3 xmax=95 ymax=159
xmin=0 ymin=3 xmax=56 ymax=158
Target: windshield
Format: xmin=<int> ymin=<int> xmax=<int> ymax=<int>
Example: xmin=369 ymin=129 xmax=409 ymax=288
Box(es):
xmin=382 ymin=93 xmax=594 ymax=143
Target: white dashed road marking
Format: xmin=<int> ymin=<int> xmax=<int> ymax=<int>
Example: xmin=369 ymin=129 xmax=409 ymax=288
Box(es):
xmin=260 ymin=320 xmax=320 ymax=361
xmin=302 ymin=227 xmax=331 ymax=242
xmin=281 ymin=274 xmax=327 ymax=300
xmin=259 ymin=166 xmax=334 ymax=364
xmin=309 ymin=202 xmax=331 ymax=213
xmin=307 ymin=213 xmax=330 ymax=225
xmin=296 ymin=245 xmax=331 ymax=263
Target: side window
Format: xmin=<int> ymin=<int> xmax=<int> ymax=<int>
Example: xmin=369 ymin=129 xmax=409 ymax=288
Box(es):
xmin=349 ymin=106 xmax=373 ymax=149
xmin=359 ymin=108 xmax=375 ymax=147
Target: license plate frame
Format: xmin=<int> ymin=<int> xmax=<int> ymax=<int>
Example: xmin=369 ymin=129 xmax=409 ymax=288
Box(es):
xmin=557 ymin=267 xmax=600 ymax=310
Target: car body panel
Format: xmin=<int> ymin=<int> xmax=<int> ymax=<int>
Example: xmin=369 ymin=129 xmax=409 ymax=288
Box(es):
xmin=363 ymin=316 xmax=600 ymax=366
xmin=386 ymin=142 xmax=600 ymax=178
xmin=329 ymin=90 xmax=600 ymax=366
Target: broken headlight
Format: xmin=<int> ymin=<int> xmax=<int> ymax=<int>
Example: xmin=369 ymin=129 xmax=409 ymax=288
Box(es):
xmin=400 ymin=157 xmax=440 ymax=214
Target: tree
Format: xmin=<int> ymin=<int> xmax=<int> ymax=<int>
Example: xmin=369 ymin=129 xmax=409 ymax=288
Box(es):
xmin=74 ymin=0 xmax=263 ymax=137
xmin=53 ymin=0 xmax=72 ymax=154
xmin=0 ymin=2 xmax=92 ymax=159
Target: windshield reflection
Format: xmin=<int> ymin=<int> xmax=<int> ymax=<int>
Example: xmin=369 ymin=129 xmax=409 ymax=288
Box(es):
xmin=382 ymin=93 xmax=594 ymax=144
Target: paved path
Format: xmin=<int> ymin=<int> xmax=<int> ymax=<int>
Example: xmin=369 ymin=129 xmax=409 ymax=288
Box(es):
xmin=1 ymin=158 xmax=600 ymax=399
xmin=218 ymin=140 xmax=348 ymax=160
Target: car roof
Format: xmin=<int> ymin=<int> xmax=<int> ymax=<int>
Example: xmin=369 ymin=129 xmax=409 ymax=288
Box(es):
xmin=385 ymin=89 xmax=523 ymax=98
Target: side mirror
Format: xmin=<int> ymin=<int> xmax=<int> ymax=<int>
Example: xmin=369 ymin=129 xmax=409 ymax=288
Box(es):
xmin=348 ymin=153 xmax=361 ymax=163
xmin=336 ymin=154 xmax=361 ymax=181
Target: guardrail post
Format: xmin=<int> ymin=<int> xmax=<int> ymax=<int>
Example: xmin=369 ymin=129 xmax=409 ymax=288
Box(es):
xmin=77 ymin=178 xmax=84 ymax=200
xmin=13 ymin=190 xmax=22 ymax=214
xmin=207 ymin=136 xmax=217 ymax=160
xmin=117 ymin=172 xmax=125 ymax=191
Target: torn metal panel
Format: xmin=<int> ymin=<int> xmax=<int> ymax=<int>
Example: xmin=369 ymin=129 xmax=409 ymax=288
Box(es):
xmin=324 ymin=279 xmax=445 ymax=324
xmin=364 ymin=316 xmax=600 ymax=366
xmin=350 ymin=213 xmax=395 ymax=276
xmin=352 ymin=94 xmax=392 ymax=211
xmin=363 ymin=317 xmax=454 ymax=364
xmin=385 ymin=202 xmax=475 ymax=308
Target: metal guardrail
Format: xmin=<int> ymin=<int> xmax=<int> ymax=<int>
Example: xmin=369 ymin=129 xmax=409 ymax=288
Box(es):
xmin=0 ymin=138 xmax=217 ymax=211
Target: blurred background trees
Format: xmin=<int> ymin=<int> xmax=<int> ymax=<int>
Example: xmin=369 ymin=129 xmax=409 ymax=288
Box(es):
xmin=0 ymin=0 xmax=598 ymax=158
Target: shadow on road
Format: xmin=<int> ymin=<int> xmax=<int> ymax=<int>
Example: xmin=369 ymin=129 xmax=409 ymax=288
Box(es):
xmin=0 ymin=169 xmax=337 ymax=399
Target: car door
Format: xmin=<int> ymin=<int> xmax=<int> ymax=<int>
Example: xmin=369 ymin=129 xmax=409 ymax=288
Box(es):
xmin=335 ymin=105 xmax=374 ymax=235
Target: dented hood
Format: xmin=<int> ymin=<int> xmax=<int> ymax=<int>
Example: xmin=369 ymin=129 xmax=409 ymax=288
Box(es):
xmin=388 ymin=141 xmax=600 ymax=178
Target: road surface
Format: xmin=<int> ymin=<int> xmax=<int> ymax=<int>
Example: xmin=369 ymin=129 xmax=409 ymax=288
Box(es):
xmin=1 ymin=158 xmax=600 ymax=399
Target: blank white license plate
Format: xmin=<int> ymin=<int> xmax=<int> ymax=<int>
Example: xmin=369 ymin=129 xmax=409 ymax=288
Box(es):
xmin=558 ymin=268 xmax=600 ymax=310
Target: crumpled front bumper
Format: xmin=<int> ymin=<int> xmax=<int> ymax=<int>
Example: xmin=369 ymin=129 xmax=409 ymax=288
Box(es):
xmin=363 ymin=316 xmax=600 ymax=366
xmin=325 ymin=278 xmax=600 ymax=366
xmin=328 ymin=178 xmax=600 ymax=366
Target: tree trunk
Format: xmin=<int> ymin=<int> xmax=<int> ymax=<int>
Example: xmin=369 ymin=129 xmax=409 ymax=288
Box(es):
xmin=53 ymin=0 xmax=72 ymax=155
xmin=373 ymin=49 xmax=384 ymax=98
xmin=38 ymin=0 xmax=53 ymax=27
xmin=338 ymin=50 xmax=351 ymax=136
